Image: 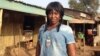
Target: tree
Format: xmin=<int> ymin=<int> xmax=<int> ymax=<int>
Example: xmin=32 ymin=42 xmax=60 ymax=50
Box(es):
xmin=69 ymin=0 xmax=85 ymax=11
xmin=68 ymin=0 xmax=99 ymax=13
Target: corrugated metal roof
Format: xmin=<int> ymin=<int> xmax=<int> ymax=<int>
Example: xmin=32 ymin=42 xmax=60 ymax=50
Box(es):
xmin=0 ymin=0 xmax=45 ymax=16
xmin=0 ymin=0 xmax=73 ymax=20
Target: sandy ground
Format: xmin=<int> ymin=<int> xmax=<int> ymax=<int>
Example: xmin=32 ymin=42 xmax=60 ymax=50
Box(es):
xmin=76 ymin=40 xmax=100 ymax=56
xmin=3 ymin=41 xmax=100 ymax=56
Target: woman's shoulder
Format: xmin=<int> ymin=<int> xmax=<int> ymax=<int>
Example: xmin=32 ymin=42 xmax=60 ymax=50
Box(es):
xmin=60 ymin=24 xmax=73 ymax=33
xmin=60 ymin=24 xmax=72 ymax=30
xmin=39 ymin=24 xmax=45 ymax=31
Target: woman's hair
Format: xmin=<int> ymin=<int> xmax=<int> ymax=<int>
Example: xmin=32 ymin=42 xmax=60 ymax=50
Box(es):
xmin=44 ymin=1 xmax=64 ymax=32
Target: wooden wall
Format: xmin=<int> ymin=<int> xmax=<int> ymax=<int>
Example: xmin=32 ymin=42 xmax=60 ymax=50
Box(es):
xmin=0 ymin=9 xmax=45 ymax=56
xmin=0 ymin=10 xmax=23 ymax=56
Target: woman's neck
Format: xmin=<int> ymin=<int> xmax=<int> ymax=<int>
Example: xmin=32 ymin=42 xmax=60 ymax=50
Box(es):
xmin=47 ymin=22 xmax=59 ymax=30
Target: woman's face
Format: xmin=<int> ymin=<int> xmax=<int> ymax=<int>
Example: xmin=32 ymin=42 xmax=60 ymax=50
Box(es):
xmin=48 ymin=10 xmax=61 ymax=25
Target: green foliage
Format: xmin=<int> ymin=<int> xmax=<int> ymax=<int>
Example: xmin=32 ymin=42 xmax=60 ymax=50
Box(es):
xmin=68 ymin=0 xmax=99 ymax=13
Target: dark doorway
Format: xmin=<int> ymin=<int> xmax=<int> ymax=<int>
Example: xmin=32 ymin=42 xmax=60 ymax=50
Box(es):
xmin=23 ymin=16 xmax=34 ymax=31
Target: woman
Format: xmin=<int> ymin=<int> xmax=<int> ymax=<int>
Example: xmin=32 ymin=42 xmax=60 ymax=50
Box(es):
xmin=36 ymin=1 xmax=76 ymax=56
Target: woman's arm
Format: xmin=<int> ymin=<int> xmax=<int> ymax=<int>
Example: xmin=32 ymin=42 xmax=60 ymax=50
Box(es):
xmin=67 ymin=43 xmax=76 ymax=56
xmin=36 ymin=41 xmax=41 ymax=56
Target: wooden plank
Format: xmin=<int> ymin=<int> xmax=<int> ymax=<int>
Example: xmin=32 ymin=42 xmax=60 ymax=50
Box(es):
xmin=0 ymin=9 xmax=4 ymax=56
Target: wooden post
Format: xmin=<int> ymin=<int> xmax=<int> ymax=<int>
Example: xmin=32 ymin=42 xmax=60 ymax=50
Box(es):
xmin=97 ymin=22 xmax=100 ymax=36
xmin=0 ymin=9 xmax=3 ymax=35
xmin=0 ymin=9 xmax=3 ymax=56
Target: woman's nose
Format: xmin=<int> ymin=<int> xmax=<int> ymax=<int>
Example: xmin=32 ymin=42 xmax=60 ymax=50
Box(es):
xmin=51 ymin=14 xmax=55 ymax=18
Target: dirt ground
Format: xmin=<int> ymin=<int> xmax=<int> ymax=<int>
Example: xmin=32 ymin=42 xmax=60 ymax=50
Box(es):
xmin=77 ymin=45 xmax=100 ymax=56
xmin=76 ymin=40 xmax=100 ymax=56
xmin=3 ymin=41 xmax=100 ymax=56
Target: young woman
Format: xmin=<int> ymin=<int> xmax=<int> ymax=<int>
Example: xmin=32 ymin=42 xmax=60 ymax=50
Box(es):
xmin=36 ymin=1 xmax=76 ymax=56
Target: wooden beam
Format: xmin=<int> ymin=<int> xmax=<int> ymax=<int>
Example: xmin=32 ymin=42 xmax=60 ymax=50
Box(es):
xmin=0 ymin=9 xmax=3 ymax=35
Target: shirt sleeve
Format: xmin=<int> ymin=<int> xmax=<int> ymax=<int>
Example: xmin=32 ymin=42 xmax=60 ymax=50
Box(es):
xmin=66 ymin=26 xmax=75 ymax=44
xmin=61 ymin=25 xmax=75 ymax=44
xmin=38 ymin=30 xmax=41 ymax=42
xmin=65 ymin=32 xmax=75 ymax=44
xmin=38 ymin=24 xmax=45 ymax=43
